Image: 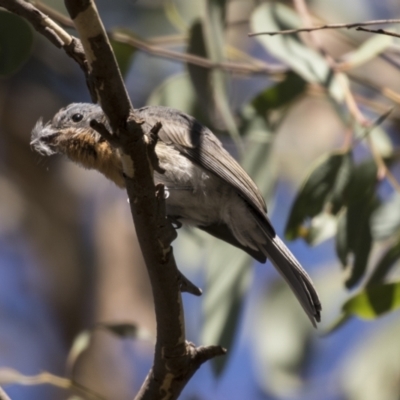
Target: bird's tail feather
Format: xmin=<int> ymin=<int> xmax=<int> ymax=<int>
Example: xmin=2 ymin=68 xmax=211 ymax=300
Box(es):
xmin=260 ymin=234 xmax=321 ymax=327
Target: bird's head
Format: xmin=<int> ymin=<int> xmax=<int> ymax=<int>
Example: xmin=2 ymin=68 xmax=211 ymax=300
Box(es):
xmin=31 ymin=103 xmax=125 ymax=187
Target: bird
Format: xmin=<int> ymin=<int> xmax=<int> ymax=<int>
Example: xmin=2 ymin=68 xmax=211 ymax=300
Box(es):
xmin=31 ymin=103 xmax=321 ymax=326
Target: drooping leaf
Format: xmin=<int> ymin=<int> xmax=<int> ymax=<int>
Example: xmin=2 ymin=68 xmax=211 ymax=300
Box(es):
xmin=252 ymin=71 xmax=306 ymax=115
xmin=146 ymin=73 xmax=197 ymax=114
xmin=252 ymin=281 xmax=313 ymax=396
xmin=372 ymin=192 xmax=400 ymax=240
xmin=336 ymin=159 xmax=379 ymax=288
xmin=202 ymin=111 xmax=275 ymax=376
xmin=66 ymin=330 xmax=92 ymax=374
xmin=340 ymin=34 xmax=393 ymax=71
xmin=186 ymin=20 xmax=213 ymax=120
xmin=250 ymin=3 xmax=344 ymax=102
xmin=367 ymin=239 xmax=400 ymax=286
xmin=343 ymin=200 xmax=375 ymax=288
xmin=285 ymin=151 xmax=350 ymax=240
xmin=343 ymin=282 xmax=400 ymax=319
xmin=0 ymin=11 xmax=33 ymax=76
xmin=202 ymin=0 xmax=241 ymax=146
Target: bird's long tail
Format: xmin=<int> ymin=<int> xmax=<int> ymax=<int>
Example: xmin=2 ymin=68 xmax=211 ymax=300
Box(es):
xmin=260 ymin=234 xmax=321 ymax=327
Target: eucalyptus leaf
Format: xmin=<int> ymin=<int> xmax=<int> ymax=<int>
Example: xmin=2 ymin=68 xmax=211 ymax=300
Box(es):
xmin=371 ymin=192 xmax=400 ymax=240
xmin=367 ymin=239 xmax=400 ymax=286
xmin=343 ymin=282 xmax=400 ymax=319
xmin=341 ymin=34 xmax=393 ymax=70
xmin=146 ymin=73 xmax=197 ymax=114
xmin=285 ymin=152 xmax=349 ymax=240
xmin=186 ymin=20 xmax=212 ymax=117
xmin=202 ymin=114 xmax=275 ymax=376
xmin=0 ymin=10 xmax=33 ymax=76
xmin=252 ymin=72 xmax=306 ymax=115
xmin=343 ymin=201 xmax=374 ymax=288
xmin=202 ymin=0 xmax=241 ymax=145
xmin=252 ymin=281 xmax=313 ymax=396
xmin=250 ymin=3 xmax=344 ymax=102
xmin=334 ymin=159 xmax=379 ymax=287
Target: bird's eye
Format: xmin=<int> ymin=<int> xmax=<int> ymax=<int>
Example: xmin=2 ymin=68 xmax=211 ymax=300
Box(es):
xmin=71 ymin=113 xmax=83 ymax=122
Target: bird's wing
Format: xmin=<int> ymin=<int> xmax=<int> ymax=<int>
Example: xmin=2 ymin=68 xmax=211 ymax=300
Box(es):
xmin=138 ymin=106 xmax=270 ymax=224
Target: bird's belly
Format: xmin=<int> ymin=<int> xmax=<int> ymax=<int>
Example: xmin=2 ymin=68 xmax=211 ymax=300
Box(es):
xmin=163 ymin=186 xmax=223 ymax=226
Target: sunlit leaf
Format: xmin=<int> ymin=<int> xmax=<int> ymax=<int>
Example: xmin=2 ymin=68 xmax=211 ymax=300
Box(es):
xmin=250 ymin=3 xmax=344 ymax=102
xmin=146 ymin=73 xmax=197 ymax=114
xmin=343 ymin=282 xmax=400 ymax=319
xmin=66 ymin=330 xmax=92 ymax=375
xmin=306 ymin=212 xmax=337 ymax=245
xmin=372 ymin=192 xmax=400 ymax=240
xmin=0 ymin=11 xmax=33 ymax=76
xmin=202 ymin=0 xmax=241 ymax=145
xmin=340 ymin=34 xmax=392 ymax=70
xmin=252 ymin=72 xmax=306 ymax=114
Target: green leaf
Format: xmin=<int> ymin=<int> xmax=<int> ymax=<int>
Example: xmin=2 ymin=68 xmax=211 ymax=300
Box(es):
xmin=202 ymin=0 xmax=241 ymax=147
xmin=343 ymin=282 xmax=400 ymax=319
xmin=252 ymin=281 xmax=313 ymax=395
xmin=110 ymin=33 xmax=137 ymax=77
xmin=186 ymin=20 xmax=212 ymax=120
xmin=341 ymin=34 xmax=392 ymax=70
xmin=372 ymin=192 xmax=400 ymax=240
xmin=66 ymin=330 xmax=92 ymax=374
xmin=252 ymin=72 xmax=306 ymax=114
xmin=250 ymin=3 xmax=344 ymax=102
xmin=285 ymin=151 xmax=349 ymax=240
xmin=345 ymin=159 xmax=377 ymax=203
xmin=330 ymin=151 xmax=353 ymax=213
xmin=202 ymin=113 xmax=275 ymax=376
xmin=343 ymin=201 xmax=374 ymax=288
xmin=367 ymin=239 xmax=400 ymax=286
xmin=0 ymin=10 xmax=33 ymax=76
xmin=146 ymin=73 xmax=197 ymax=114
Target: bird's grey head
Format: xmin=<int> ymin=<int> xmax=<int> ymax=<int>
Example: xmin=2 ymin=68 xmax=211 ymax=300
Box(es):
xmin=30 ymin=103 xmax=103 ymax=156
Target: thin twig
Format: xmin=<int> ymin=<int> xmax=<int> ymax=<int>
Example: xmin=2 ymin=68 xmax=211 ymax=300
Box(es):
xmin=249 ymin=18 xmax=400 ymax=37
xmin=356 ymin=27 xmax=400 ymax=39
xmin=111 ymin=31 xmax=286 ymax=75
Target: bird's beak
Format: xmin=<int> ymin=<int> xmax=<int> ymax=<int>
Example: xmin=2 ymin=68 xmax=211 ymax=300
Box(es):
xmin=30 ymin=118 xmax=60 ymax=156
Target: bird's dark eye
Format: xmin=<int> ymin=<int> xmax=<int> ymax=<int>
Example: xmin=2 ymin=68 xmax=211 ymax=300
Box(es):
xmin=71 ymin=113 xmax=83 ymax=122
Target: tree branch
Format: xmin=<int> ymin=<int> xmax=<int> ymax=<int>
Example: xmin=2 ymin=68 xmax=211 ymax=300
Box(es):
xmin=249 ymin=18 xmax=400 ymax=37
xmin=60 ymin=1 xmax=224 ymax=399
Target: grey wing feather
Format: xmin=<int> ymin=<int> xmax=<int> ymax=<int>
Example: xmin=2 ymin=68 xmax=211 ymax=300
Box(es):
xmin=137 ymin=106 xmax=268 ymax=218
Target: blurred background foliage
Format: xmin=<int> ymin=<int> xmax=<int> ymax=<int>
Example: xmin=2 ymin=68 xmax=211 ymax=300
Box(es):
xmin=1 ymin=0 xmax=400 ymax=399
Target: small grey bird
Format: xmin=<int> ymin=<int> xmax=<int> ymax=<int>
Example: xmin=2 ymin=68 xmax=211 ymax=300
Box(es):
xmin=31 ymin=103 xmax=321 ymax=326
